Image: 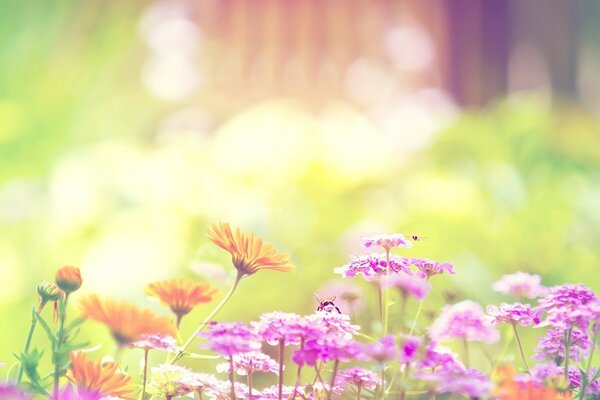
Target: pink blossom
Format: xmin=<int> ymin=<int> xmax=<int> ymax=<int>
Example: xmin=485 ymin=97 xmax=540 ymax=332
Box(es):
xmin=252 ymin=312 xmax=309 ymax=346
xmin=381 ymin=274 xmax=430 ymax=300
xmin=363 ymin=335 xmax=397 ymax=363
xmin=429 ymin=300 xmax=499 ymax=344
xmin=334 ymin=253 xmax=412 ymax=279
xmin=199 ymin=321 xmax=262 ymax=356
xmin=418 ymin=367 xmax=492 ymax=398
xmin=538 ymin=283 xmax=598 ymax=330
xmin=417 ymin=341 xmax=463 ymax=371
xmin=292 ymin=336 xmax=364 ymax=366
xmin=492 ymin=272 xmax=545 ymax=298
xmin=335 ymin=367 xmax=382 ymax=390
xmin=398 ymin=335 xmax=422 ymax=363
xmin=255 ymin=385 xmax=304 ymax=399
xmin=216 ymin=352 xmax=279 ymax=376
xmin=205 ymin=380 xmax=250 ymax=400
xmin=128 ymin=333 xmax=180 ymax=352
xmin=533 ymin=327 xmax=593 ymax=363
xmin=362 ymin=233 xmax=412 ymax=251
xmin=410 ymin=258 xmax=455 ymax=279
xmin=530 ymin=362 xmax=600 ymax=393
xmin=486 ymin=302 xmax=539 ymax=327
xmin=306 ymin=311 xmax=359 ymax=339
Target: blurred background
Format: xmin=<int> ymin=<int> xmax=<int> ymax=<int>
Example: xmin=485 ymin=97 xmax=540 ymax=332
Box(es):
xmin=2 ymin=0 xmax=600 ymax=383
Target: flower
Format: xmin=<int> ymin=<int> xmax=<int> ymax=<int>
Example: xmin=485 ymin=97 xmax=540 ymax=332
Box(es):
xmin=216 ymin=351 xmax=279 ymax=375
xmin=530 ymin=362 xmax=600 ymax=393
xmin=537 ymin=284 xmax=598 ymax=329
xmin=200 ymin=321 xmax=262 ymax=356
xmin=79 ymin=294 xmax=177 ymax=344
xmin=334 ymin=253 xmax=412 ymax=279
xmin=182 ymin=372 xmax=219 ymax=395
xmin=55 ymin=266 xmax=82 ymax=294
xmin=336 ymin=367 xmax=381 ymax=391
xmin=146 ymin=364 xmax=195 ymax=398
xmin=533 ymin=328 xmax=593 ymax=363
xmin=430 ymin=300 xmax=499 ymax=343
xmin=257 ymin=385 xmax=304 ymax=399
xmin=487 ymin=303 xmax=539 ymax=327
xmin=363 ymin=335 xmax=397 ymax=363
xmin=52 ymin=386 xmax=102 ymax=400
xmin=306 ymin=311 xmax=360 ymax=339
xmin=67 ymin=352 xmax=135 ymax=400
xmin=419 ymin=367 xmax=492 ymax=398
xmin=492 ymin=272 xmax=545 ymax=298
xmin=207 ymin=222 xmax=294 ymax=277
xmin=252 ymin=312 xmax=308 ymax=345
xmin=362 ymin=233 xmax=413 ymax=251
xmin=205 ymin=380 xmax=250 ymax=400
xmin=145 ymin=279 xmax=219 ymax=325
xmin=36 ymin=281 xmax=62 ymax=312
xmin=128 ymin=333 xmax=180 ymax=353
xmin=381 ymin=274 xmax=431 ymax=300
xmin=292 ymin=336 xmax=363 ymax=366
xmin=410 ymin=258 xmax=455 ymax=279
xmin=398 ymin=335 xmax=422 ymax=363
xmin=417 ymin=341 xmax=463 ymax=371
xmin=0 ymin=384 xmax=30 ymax=400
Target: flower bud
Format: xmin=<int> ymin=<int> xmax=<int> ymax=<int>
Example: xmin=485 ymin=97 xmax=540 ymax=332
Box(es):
xmin=36 ymin=281 xmax=62 ymax=312
xmin=55 ymin=266 xmax=82 ymax=294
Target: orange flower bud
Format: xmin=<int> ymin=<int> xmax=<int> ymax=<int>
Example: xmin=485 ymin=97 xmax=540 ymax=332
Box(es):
xmin=55 ymin=266 xmax=82 ymax=294
xmin=36 ymin=281 xmax=62 ymax=312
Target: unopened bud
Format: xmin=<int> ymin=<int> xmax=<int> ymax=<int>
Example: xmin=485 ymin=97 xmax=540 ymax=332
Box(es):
xmin=55 ymin=266 xmax=82 ymax=294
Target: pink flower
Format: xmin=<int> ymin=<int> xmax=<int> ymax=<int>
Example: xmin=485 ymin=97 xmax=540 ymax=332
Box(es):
xmin=530 ymin=362 xmax=600 ymax=393
xmin=362 ymin=233 xmax=412 ymax=251
xmin=335 ymin=367 xmax=382 ymax=391
xmin=418 ymin=367 xmax=492 ymax=398
xmin=492 ymin=272 xmax=545 ymax=298
xmin=0 ymin=385 xmax=30 ymax=400
xmin=199 ymin=321 xmax=262 ymax=356
xmin=205 ymin=380 xmax=250 ymax=400
xmin=398 ymin=335 xmax=422 ymax=363
xmin=292 ymin=336 xmax=363 ymax=366
xmin=381 ymin=274 xmax=431 ymax=300
xmin=410 ymin=258 xmax=455 ymax=279
xmin=430 ymin=300 xmax=499 ymax=344
xmin=418 ymin=341 xmax=463 ymax=371
xmin=128 ymin=333 xmax=180 ymax=352
xmin=51 ymin=387 xmax=101 ymax=400
xmin=255 ymin=385 xmax=304 ymax=399
xmin=363 ymin=335 xmax=397 ymax=363
xmin=486 ymin=303 xmax=539 ymax=327
xmin=533 ymin=327 xmax=593 ymax=363
xmin=252 ymin=312 xmax=309 ymax=346
xmin=538 ymin=283 xmax=598 ymax=330
xmin=216 ymin=352 xmax=279 ymax=376
xmin=181 ymin=373 xmax=219 ymax=394
xmin=334 ymin=253 xmax=412 ymax=279
xmin=306 ymin=311 xmax=360 ymax=339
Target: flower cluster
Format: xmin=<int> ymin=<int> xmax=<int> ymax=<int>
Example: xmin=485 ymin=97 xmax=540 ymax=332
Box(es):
xmin=430 ymin=300 xmax=500 ymax=343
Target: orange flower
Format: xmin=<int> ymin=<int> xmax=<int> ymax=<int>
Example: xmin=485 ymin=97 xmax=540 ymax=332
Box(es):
xmin=494 ymin=365 xmax=572 ymax=400
xmin=80 ymin=294 xmax=177 ymax=345
xmin=55 ymin=266 xmax=82 ymax=294
xmin=207 ymin=222 xmax=294 ymax=277
xmin=145 ymin=279 xmax=220 ymax=326
xmin=68 ymin=352 xmax=135 ymax=399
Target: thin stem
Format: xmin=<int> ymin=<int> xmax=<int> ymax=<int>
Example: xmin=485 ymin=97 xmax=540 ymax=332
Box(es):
xmin=247 ymin=372 xmax=253 ymax=400
xmin=141 ymin=349 xmax=149 ymax=400
xmin=173 ymin=273 xmax=242 ymax=363
xmin=399 ymin=363 xmax=411 ymax=400
xmin=356 ymin=384 xmax=362 ymax=400
xmin=326 ymin=359 xmax=339 ymax=400
xmin=314 ymin=364 xmax=325 ymax=386
xmin=53 ymin=294 xmax=70 ymax=395
xmin=229 ymin=357 xmax=237 ymax=400
xmin=408 ymin=299 xmax=423 ymax=336
xmin=463 ymin=339 xmax=470 ymax=369
xmin=17 ymin=308 xmax=38 ymax=383
xmin=292 ymin=339 xmax=304 ymax=400
xmin=512 ymin=324 xmax=529 ymax=373
xmin=585 ymin=331 xmax=599 ymax=375
xmin=380 ymin=366 xmax=386 ymax=400
xmin=564 ymin=328 xmax=573 ymax=384
xmin=383 ymin=249 xmax=390 ymax=335
xmin=176 ymin=314 xmax=183 ymax=330
xmin=278 ymin=339 xmax=285 ymax=400
xmin=427 ymin=390 xmax=436 ymax=400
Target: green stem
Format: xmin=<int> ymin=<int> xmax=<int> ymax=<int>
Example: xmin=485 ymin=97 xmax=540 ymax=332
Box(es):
xmin=326 ymin=359 xmax=339 ymax=400
xmin=408 ymin=299 xmax=423 ymax=336
xmin=356 ymin=384 xmax=362 ymax=400
xmin=53 ymin=294 xmax=70 ymax=395
xmin=512 ymin=324 xmax=530 ymax=373
xmin=463 ymin=339 xmax=470 ymax=369
xmin=229 ymin=356 xmax=237 ymax=400
xmin=564 ymin=328 xmax=572 ymax=384
xmin=399 ymin=363 xmax=410 ymax=400
xmin=292 ymin=339 xmax=304 ymax=399
xmin=278 ymin=339 xmax=285 ymax=400
xmin=383 ymin=250 xmax=390 ymax=335
xmin=380 ymin=364 xmax=386 ymax=400
xmin=172 ymin=273 xmax=242 ymax=363
xmin=141 ymin=349 xmax=149 ymax=400
xmin=247 ymin=371 xmax=253 ymax=400
xmin=17 ymin=308 xmax=38 ymax=384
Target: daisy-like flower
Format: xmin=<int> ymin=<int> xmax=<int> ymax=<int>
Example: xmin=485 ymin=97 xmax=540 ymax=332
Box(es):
xmin=492 ymin=272 xmax=545 ymax=299
xmin=430 ymin=300 xmax=499 ymax=344
xmin=67 ymin=352 xmax=135 ymax=400
xmin=335 ymin=367 xmax=381 ymax=391
xmin=79 ymin=294 xmax=177 ymax=345
xmin=410 ymin=258 xmax=455 ymax=279
xmin=487 ymin=303 xmax=539 ymax=327
xmin=533 ymin=328 xmax=593 ymax=363
xmin=145 ymin=279 xmax=219 ymax=327
xmin=216 ymin=351 xmax=279 ymax=376
xmin=207 ymin=222 xmax=294 ymax=278
xmin=362 ymin=233 xmax=412 ymax=251
xmin=334 ymin=253 xmax=412 ymax=279
xmin=128 ymin=333 xmax=180 ymax=353
xmin=381 ymin=274 xmax=431 ymax=300
xmin=55 ymin=266 xmax=83 ymax=294
xmin=200 ymin=321 xmax=262 ymax=356
xmin=146 ymin=364 xmax=195 ymax=399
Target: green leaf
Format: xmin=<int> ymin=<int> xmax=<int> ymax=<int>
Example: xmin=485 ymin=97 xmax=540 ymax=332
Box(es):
xmin=33 ymin=311 xmax=55 ymax=346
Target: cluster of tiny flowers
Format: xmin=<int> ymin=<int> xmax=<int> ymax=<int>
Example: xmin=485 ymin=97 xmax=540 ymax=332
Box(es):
xmin=533 ymin=327 xmax=593 ymax=362
xmin=417 ymin=366 xmax=492 ymax=398
xmin=430 ymin=300 xmax=500 ymax=343
xmin=537 ymin=283 xmax=599 ymax=329
xmin=128 ymin=333 xmax=180 ymax=352
xmin=335 ymin=367 xmax=381 ymax=390
xmin=216 ymin=352 xmax=279 ymax=376
xmin=410 ymin=257 xmax=455 ymax=279
xmin=334 ymin=253 xmax=412 ymax=279
xmin=362 ymin=233 xmax=413 ymax=250
xmin=486 ymin=302 xmax=539 ymax=326
xmin=528 ymin=363 xmax=600 ymax=394
xmin=492 ymin=271 xmax=546 ymax=298
xmin=200 ymin=321 xmax=262 ymax=356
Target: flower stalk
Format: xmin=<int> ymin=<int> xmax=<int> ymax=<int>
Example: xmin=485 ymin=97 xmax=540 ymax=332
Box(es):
xmin=511 ymin=323 xmax=529 ymax=373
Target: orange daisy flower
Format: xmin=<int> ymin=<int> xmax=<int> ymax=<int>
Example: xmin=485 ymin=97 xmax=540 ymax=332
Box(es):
xmin=79 ymin=294 xmax=177 ymax=345
xmin=68 ymin=352 xmax=135 ymax=399
xmin=207 ymin=222 xmax=294 ymax=277
xmin=145 ymin=279 xmax=220 ymax=327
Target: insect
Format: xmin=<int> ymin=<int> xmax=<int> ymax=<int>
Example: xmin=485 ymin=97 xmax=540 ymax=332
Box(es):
xmin=315 ymin=294 xmax=342 ymax=314
xmin=410 ymin=235 xmax=430 ymax=241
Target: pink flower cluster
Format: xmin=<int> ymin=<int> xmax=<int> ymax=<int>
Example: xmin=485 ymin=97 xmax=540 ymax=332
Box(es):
xmin=486 ymin=302 xmax=539 ymax=326
xmin=492 ymin=271 xmax=546 ymax=298
xmin=362 ymin=233 xmax=413 ymax=250
xmin=430 ymin=300 xmax=500 ymax=344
